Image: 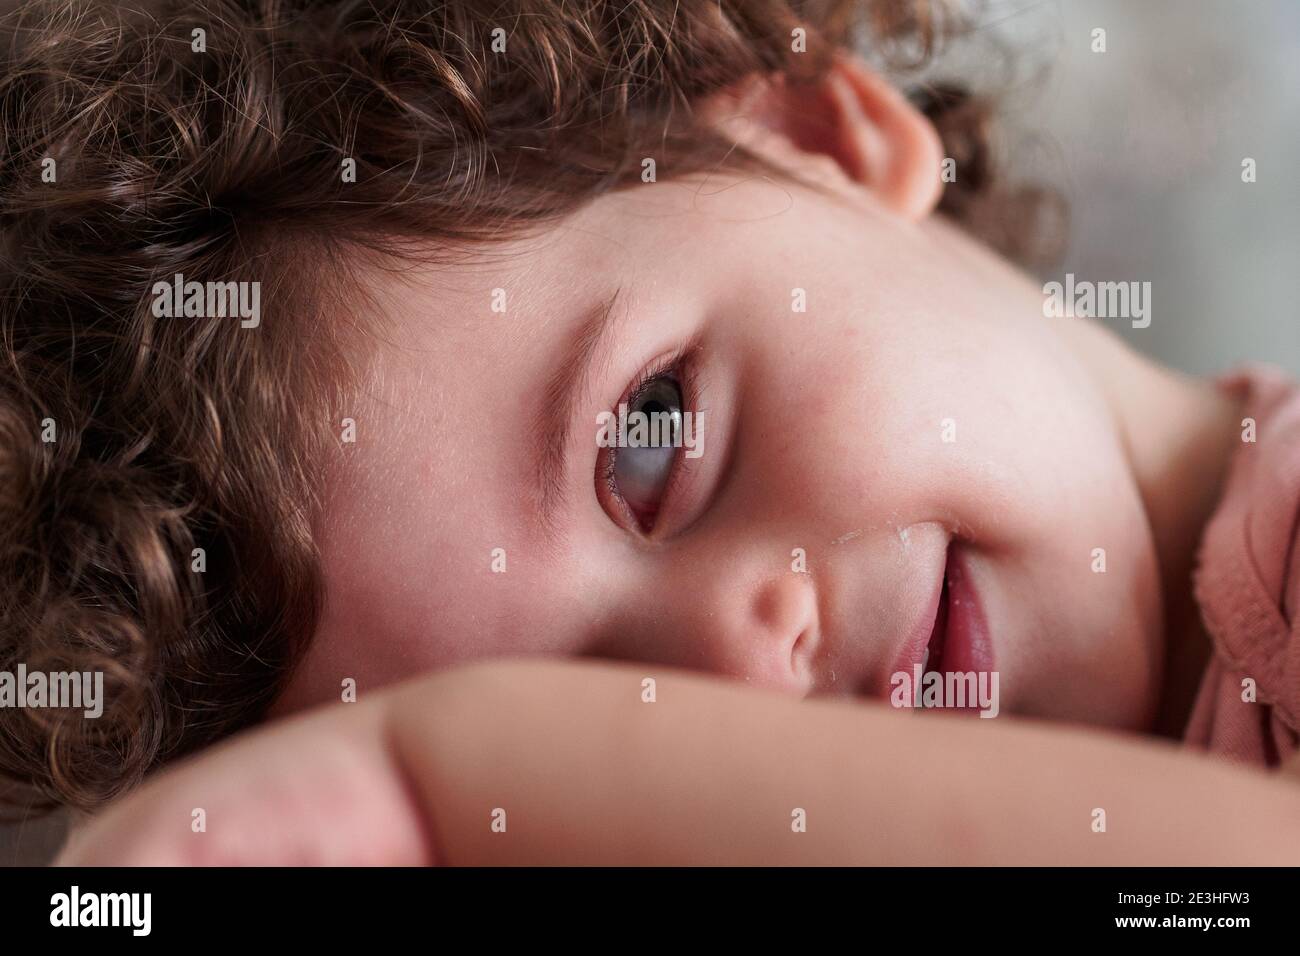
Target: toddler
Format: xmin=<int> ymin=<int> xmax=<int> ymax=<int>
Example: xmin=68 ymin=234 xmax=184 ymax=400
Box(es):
xmin=0 ymin=0 xmax=1295 ymax=864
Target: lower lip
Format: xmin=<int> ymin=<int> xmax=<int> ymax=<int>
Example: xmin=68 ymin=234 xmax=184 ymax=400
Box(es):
xmin=935 ymin=547 xmax=994 ymax=678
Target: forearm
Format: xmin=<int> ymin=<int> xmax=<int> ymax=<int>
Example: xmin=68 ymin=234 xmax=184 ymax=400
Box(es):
xmin=57 ymin=657 xmax=1300 ymax=865
xmin=390 ymin=659 xmax=1300 ymax=865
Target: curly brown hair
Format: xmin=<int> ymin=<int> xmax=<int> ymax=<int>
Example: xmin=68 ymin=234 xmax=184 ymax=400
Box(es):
xmin=0 ymin=0 xmax=1057 ymax=816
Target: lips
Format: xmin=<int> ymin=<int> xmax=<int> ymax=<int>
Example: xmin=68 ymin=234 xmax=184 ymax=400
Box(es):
xmin=932 ymin=547 xmax=993 ymax=677
xmin=886 ymin=543 xmax=994 ymax=702
xmin=924 ymin=572 xmax=951 ymax=673
xmin=888 ymin=547 xmax=947 ymax=688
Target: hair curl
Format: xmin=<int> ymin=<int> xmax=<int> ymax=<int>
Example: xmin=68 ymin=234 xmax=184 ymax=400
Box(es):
xmin=0 ymin=0 xmax=1057 ymax=816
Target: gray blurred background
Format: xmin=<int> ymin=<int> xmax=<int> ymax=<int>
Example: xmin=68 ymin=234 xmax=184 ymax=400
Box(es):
xmin=3 ymin=0 xmax=1297 ymax=867
xmin=918 ymin=0 xmax=1300 ymax=375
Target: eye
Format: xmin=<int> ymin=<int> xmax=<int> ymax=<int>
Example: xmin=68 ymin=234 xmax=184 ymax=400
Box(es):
xmin=604 ymin=374 xmax=683 ymax=531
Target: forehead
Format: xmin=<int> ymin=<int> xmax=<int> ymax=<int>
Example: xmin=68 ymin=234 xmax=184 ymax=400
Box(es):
xmin=349 ymin=169 xmax=813 ymax=400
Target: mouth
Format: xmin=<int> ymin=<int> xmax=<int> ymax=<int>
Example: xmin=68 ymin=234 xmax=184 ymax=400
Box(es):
xmin=887 ymin=542 xmax=994 ymax=699
xmin=933 ymin=546 xmax=994 ymax=677
xmin=924 ymin=569 xmax=951 ymax=675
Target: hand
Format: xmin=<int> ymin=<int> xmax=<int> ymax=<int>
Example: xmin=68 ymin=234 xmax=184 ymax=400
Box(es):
xmin=56 ymin=683 xmax=432 ymax=866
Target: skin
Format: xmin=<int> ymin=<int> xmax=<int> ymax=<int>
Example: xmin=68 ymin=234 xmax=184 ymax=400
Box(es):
xmin=58 ymin=659 xmax=1300 ymax=865
xmin=274 ymin=55 xmax=1239 ymax=733
xmin=59 ymin=55 xmax=1262 ymax=864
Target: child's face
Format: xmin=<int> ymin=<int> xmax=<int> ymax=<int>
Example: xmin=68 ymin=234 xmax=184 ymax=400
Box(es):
xmin=279 ymin=166 xmax=1162 ymax=729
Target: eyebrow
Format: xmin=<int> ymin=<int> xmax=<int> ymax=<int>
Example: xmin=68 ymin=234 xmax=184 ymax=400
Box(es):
xmin=532 ymin=286 xmax=626 ymax=541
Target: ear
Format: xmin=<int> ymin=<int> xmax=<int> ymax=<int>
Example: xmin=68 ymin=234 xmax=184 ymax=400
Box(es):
xmin=699 ymin=55 xmax=944 ymax=221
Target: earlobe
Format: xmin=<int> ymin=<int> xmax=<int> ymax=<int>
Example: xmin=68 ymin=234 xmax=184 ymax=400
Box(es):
xmin=699 ymin=55 xmax=945 ymax=222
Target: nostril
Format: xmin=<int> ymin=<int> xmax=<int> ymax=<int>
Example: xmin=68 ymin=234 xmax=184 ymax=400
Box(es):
xmin=790 ymin=625 xmax=819 ymax=682
xmin=791 ymin=627 xmax=807 ymax=663
xmin=750 ymin=575 xmax=820 ymax=688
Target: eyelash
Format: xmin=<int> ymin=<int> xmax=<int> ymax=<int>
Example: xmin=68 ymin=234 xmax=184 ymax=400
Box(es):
xmin=598 ymin=344 xmax=703 ymax=534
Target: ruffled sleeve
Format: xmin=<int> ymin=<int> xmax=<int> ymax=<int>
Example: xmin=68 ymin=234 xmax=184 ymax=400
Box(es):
xmin=1184 ymin=365 xmax=1300 ymax=766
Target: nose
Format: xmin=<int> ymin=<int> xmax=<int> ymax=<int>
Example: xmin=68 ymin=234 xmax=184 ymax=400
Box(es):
xmin=668 ymin=566 xmax=822 ymax=695
xmin=748 ymin=573 xmax=822 ymax=691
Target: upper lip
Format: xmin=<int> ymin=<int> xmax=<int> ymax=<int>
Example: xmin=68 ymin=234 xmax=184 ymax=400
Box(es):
xmin=881 ymin=539 xmax=950 ymax=696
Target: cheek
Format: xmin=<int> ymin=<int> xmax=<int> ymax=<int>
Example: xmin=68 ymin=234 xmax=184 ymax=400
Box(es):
xmin=857 ymin=299 xmax=1161 ymax=725
xmin=285 ymin=531 xmax=594 ymax=715
xmin=961 ymin=349 xmax=1162 ymax=727
xmin=286 ymin=439 xmax=580 ymax=712
xmin=1004 ymin=492 xmax=1162 ymax=728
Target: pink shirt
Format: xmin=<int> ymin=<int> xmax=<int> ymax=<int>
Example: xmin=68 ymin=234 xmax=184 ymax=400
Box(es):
xmin=1184 ymin=365 xmax=1300 ymax=766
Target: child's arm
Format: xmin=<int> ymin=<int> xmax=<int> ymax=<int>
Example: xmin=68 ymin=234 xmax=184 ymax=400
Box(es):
xmin=58 ymin=658 xmax=1300 ymax=865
